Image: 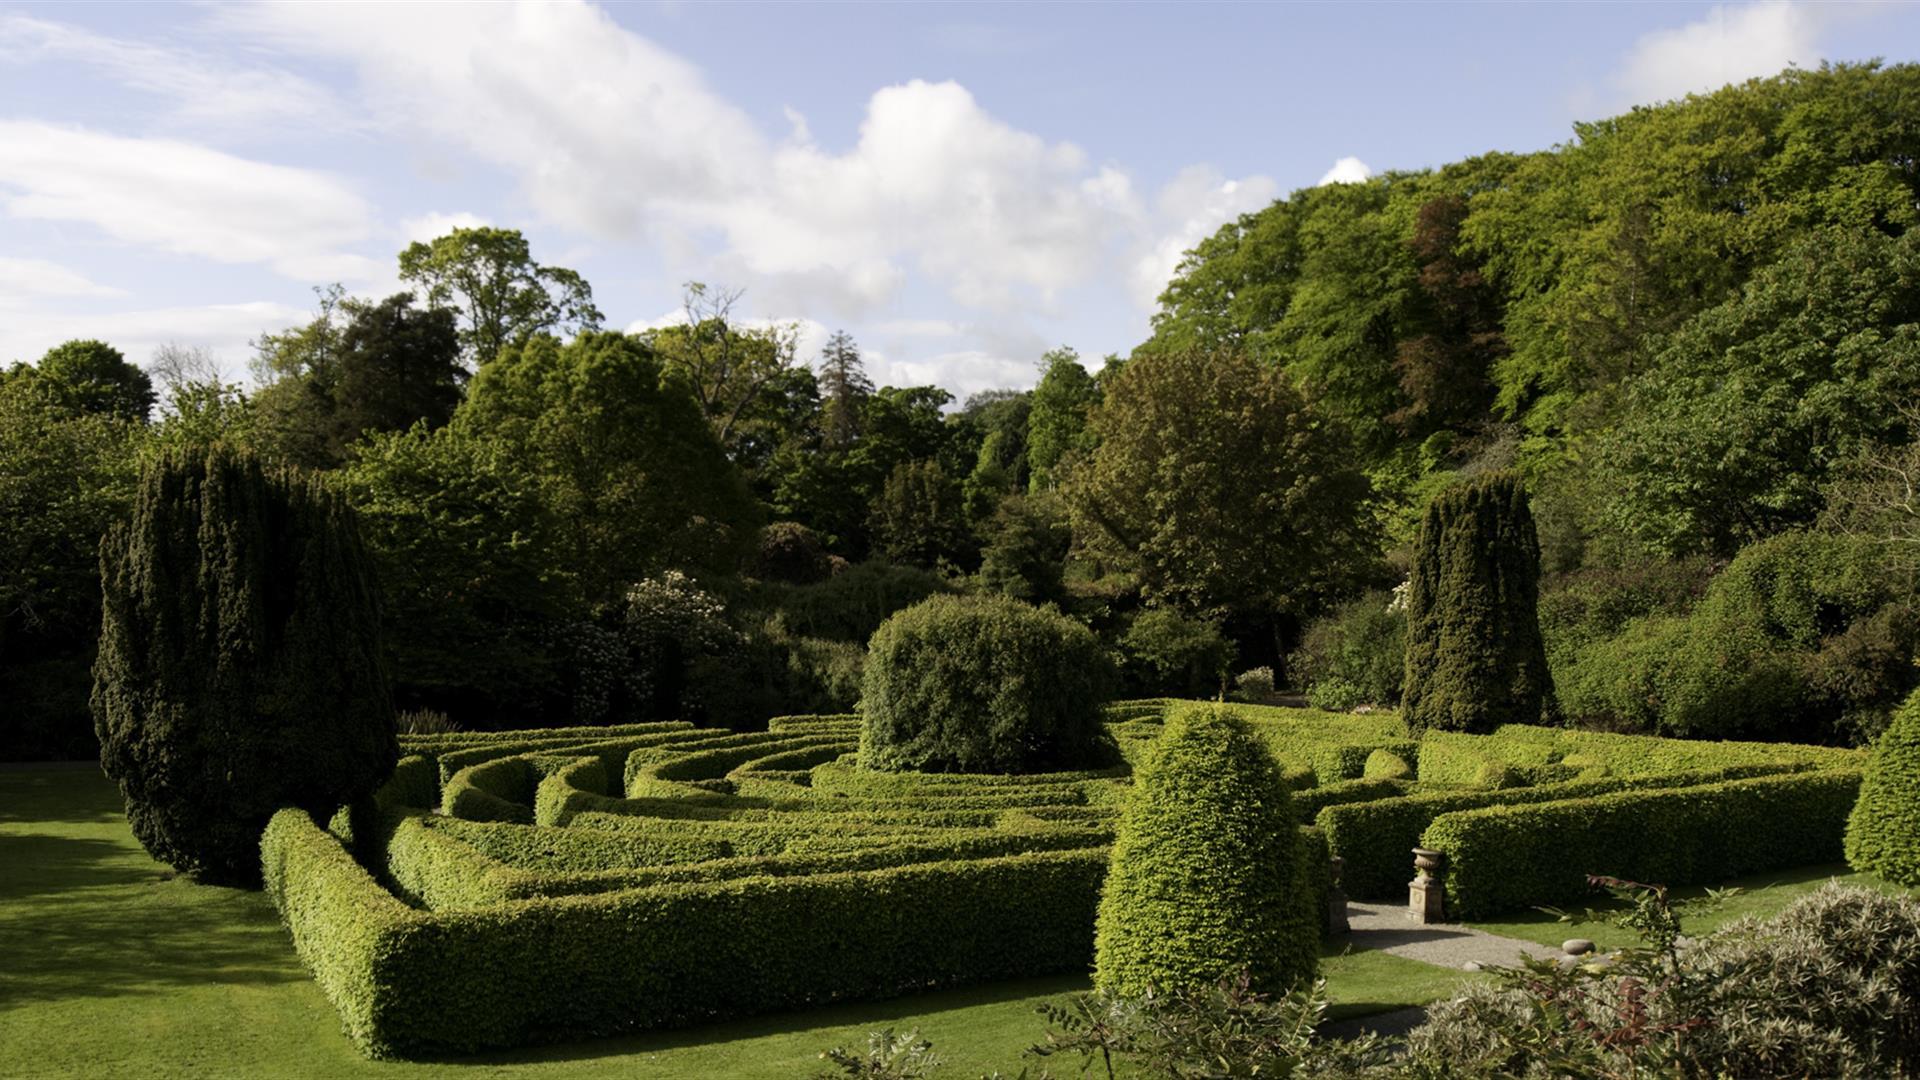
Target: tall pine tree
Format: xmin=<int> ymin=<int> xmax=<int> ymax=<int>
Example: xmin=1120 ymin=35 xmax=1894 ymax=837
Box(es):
xmin=93 ymin=446 xmax=397 ymax=884
xmin=817 ymin=330 xmax=872 ymax=450
xmin=1401 ymin=471 xmax=1553 ymax=736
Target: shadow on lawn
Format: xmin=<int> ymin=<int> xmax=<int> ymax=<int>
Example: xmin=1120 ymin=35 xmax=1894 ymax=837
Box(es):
xmin=0 ymin=767 xmax=124 ymax=826
xmin=0 ymin=831 xmax=153 ymax=899
xmin=0 ymin=795 xmax=308 ymax=1007
xmin=0 ymin=874 xmax=305 ymax=1006
xmin=412 ymin=972 xmax=1089 ymax=1069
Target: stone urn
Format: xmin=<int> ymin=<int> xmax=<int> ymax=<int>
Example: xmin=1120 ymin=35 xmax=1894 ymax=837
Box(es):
xmin=1412 ymin=847 xmax=1444 ymax=878
xmin=1409 ymin=847 xmax=1446 ymax=923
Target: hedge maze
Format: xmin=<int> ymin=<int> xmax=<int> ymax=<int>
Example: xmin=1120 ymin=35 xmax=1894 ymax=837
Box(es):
xmin=263 ymin=702 xmax=1868 ymax=1058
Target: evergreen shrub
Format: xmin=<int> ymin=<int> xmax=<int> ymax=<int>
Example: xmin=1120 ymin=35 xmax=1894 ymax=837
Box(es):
xmin=861 ymin=594 xmax=1113 ymax=774
xmin=93 ymin=445 xmax=396 ymax=883
xmin=1093 ymin=705 xmax=1318 ymax=997
xmin=1844 ymin=688 xmax=1920 ymax=886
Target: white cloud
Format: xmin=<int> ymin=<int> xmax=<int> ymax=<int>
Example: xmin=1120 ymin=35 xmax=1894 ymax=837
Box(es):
xmin=215 ymin=2 xmax=1195 ymax=318
xmin=0 ymin=121 xmax=378 ymax=282
xmin=0 ymin=13 xmax=349 ymax=135
xmin=869 ymin=319 xmax=963 ymax=339
xmin=400 ymin=211 xmax=491 ymax=244
xmin=1610 ymin=1 xmax=1824 ymax=105
xmin=1131 ymin=166 xmax=1281 ymax=310
xmin=879 ymin=348 xmax=1038 ymax=402
xmin=0 ymin=300 xmax=308 ymax=383
xmin=1317 ymin=156 xmax=1374 ymax=186
xmin=0 ymin=257 xmax=124 ymax=303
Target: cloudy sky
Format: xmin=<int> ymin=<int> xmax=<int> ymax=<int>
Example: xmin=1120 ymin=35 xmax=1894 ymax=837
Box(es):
xmin=3 ymin=0 xmax=1917 ymax=397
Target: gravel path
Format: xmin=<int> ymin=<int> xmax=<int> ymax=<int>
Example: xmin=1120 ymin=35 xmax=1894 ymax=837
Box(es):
xmin=1345 ymin=899 xmax=1560 ymax=969
xmin=1316 ymin=900 xmax=1564 ymax=1042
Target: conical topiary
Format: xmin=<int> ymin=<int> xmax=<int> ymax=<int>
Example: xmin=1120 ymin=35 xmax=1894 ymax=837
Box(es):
xmin=1845 ymin=689 xmax=1920 ymax=887
xmin=93 ymin=445 xmax=397 ymax=884
xmin=1401 ymin=471 xmax=1553 ymax=736
xmin=1093 ymin=704 xmax=1318 ymax=997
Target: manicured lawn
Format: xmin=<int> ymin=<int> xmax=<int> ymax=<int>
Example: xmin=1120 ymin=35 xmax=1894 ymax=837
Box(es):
xmin=0 ymin=766 xmax=1469 ymax=1078
xmin=1464 ymin=862 xmax=1917 ymax=955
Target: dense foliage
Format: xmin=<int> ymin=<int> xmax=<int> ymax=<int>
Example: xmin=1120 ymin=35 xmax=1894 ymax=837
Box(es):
xmin=1552 ymin=532 xmax=1920 ymax=741
xmin=1093 ymin=705 xmax=1318 ymax=997
xmin=860 ymin=595 xmax=1113 ymax=773
xmin=1067 ymin=348 xmax=1376 ymax=658
xmin=1400 ymin=882 xmax=1920 ymax=1079
xmin=93 ymin=446 xmax=397 ymax=882
xmin=1401 ymin=472 xmax=1552 ymax=735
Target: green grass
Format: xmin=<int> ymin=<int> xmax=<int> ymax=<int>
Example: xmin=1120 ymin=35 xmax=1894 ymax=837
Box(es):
xmin=0 ymin=766 xmax=1468 ymax=1078
xmin=1464 ymin=862 xmax=1918 ymax=954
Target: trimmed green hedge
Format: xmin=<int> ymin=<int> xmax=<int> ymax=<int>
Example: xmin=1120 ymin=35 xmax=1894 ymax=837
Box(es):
xmin=1424 ymin=769 xmax=1862 ymax=918
xmin=1321 ymin=762 xmax=1809 ymax=899
xmin=264 ymin=808 xmax=1106 ymax=1057
xmin=1293 ymin=776 xmax=1413 ymax=821
xmin=267 ymin=701 xmax=1870 ymax=1059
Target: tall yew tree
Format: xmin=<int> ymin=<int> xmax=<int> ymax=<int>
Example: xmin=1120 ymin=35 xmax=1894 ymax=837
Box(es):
xmin=1401 ymin=471 xmax=1553 ymax=735
xmin=93 ymin=446 xmax=396 ymax=884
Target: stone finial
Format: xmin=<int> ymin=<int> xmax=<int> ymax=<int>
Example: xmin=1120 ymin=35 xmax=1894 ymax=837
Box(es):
xmin=1328 ymin=855 xmax=1351 ymax=935
xmin=1409 ymin=847 xmax=1446 ymax=923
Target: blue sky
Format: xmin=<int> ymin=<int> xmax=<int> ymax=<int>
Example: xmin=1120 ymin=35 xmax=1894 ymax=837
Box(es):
xmin=3 ymin=0 xmax=1918 ymax=398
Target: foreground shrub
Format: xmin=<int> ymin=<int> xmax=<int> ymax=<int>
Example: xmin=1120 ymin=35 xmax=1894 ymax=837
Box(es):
xmin=262 ymin=808 xmax=1106 ymax=1057
xmin=1401 ymin=472 xmax=1553 ymax=736
xmin=1402 ymin=880 xmax=1920 ymax=1079
xmin=93 ymin=445 xmax=397 ymax=883
xmin=1846 ymin=689 xmax=1920 ymax=886
xmin=814 ymin=1029 xmax=940 ymax=1080
xmin=1028 ymin=972 xmax=1382 ymax=1079
xmin=861 ymin=594 xmax=1112 ymax=773
xmin=1094 ymin=705 xmax=1317 ymax=997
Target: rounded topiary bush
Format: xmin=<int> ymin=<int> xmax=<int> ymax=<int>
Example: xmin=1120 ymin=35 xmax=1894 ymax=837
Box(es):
xmin=93 ymin=445 xmax=397 ymax=884
xmin=1364 ymin=748 xmax=1412 ymax=780
xmin=1845 ymin=689 xmax=1920 ymax=886
xmin=860 ymin=594 xmax=1113 ymax=774
xmin=1093 ymin=704 xmax=1319 ymax=997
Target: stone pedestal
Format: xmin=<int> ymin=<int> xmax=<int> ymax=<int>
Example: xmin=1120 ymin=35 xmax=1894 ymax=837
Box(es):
xmin=1409 ymin=847 xmax=1446 ymax=923
xmin=1327 ymin=855 xmax=1351 ymax=935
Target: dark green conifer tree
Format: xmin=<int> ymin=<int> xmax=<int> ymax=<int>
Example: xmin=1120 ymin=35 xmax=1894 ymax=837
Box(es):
xmin=93 ymin=445 xmax=397 ymax=884
xmin=1401 ymin=471 xmax=1553 ymax=736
